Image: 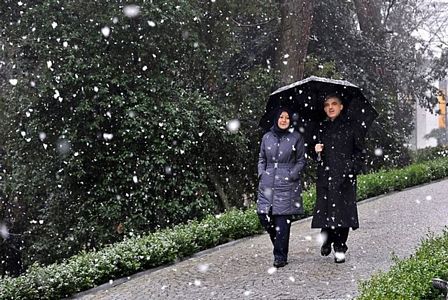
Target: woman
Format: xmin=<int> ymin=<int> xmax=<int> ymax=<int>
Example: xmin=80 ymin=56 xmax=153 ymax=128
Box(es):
xmin=312 ymin=94 xmax=365 ymax=263
xmin=257 ymin=108 xmax=306 ymax=268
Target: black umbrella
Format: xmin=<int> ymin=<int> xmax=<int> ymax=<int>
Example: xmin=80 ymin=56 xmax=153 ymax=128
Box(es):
xmin=259 ymin=76 xmax=379 ymax=147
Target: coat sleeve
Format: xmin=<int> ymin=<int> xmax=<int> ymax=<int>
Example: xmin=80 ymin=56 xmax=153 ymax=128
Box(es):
xmin=309 ymin=122 xmax=323 ymax=161
xmin=351 ymin=129 xmax=366 ymax=175
xmin=309 ymin=140 xmax=318 ymax=161
xmin=258 ymin=135 xmax=267 ymax=178
xmin=289 ymin=134 xmax=306 ymax=181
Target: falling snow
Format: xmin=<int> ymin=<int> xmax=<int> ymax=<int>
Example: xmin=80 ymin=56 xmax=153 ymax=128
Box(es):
xmin=0 ymin=224 xmax=9 ymax=239
xmin=226 ymin=119 xmax=240 ymax=133
xmin=101 ymin=26 xmax=111 ymax=37
xmin=123 ymin=5 xmax=140 ymax=18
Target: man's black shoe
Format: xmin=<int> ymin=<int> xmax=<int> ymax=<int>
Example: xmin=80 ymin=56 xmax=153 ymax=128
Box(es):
xmin=273 ymin=260 xmax=288 ymax=268
xmin=321 ymin=244 xmax=331 ymax=256
xmin=334 ymin=252 xmax=346 ymax=263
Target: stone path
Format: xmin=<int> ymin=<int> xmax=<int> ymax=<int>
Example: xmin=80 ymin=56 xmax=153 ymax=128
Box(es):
xmin=74 ymin=179 xmax=448 ymax=300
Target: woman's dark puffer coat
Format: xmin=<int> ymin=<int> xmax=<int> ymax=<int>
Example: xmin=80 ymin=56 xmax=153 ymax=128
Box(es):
xmin=257 ymin=129 xmax=306 ymax=215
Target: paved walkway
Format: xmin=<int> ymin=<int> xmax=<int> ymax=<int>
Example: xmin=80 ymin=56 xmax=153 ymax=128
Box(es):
xmin=74 ymin=179 xmax=448 ymax=300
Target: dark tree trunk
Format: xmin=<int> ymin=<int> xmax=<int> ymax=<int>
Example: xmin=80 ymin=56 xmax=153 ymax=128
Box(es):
xmin=208 ymin=172 xmax=230 ymax=210
xmin=276 ymin=0 xmax=313 ymax=85
xmin=0 ymin=236 xmax=24 ymax=277
xmin=353 ymin=0 xmax=388 ymax=78
xmin=353 ymin=0 xmax=384 ymax=42
xmin=0 ymin=193 xmax=24 ymax=276
xmin=0 ymin=146 xmax=24 ymax=277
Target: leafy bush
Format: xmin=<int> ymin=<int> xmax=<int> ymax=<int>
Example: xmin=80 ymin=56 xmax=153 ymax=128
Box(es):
xmin=0 ymin=209 xmax=263 ymax=299
xmin=357 ymin=230 xmax=448 ymax=300
xmin=411 ymin=145 xmax=448 ymax=163
xmin=357 ymin=157 xmax=448 ymax=200
xmin=1 ymin=0 xmax=263 ymax=269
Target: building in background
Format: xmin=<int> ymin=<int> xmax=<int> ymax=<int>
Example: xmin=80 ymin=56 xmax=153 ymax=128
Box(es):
xmin=409 ymin=79 xmax=447 ymax=149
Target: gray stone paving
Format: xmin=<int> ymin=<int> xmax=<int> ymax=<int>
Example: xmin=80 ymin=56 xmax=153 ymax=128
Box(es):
xmin=74 ymin=179 xmax=448 ymax=300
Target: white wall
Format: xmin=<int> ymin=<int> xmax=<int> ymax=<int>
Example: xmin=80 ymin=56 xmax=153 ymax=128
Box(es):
xmin=409 ymin=79 xmax=447 ymax=149
xmin=414 ymin=99 xmax=438 ymax=149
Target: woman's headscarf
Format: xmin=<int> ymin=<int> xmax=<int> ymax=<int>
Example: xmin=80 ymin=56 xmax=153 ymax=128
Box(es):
xmin=272 ymin=107 xmax=293 ymax=137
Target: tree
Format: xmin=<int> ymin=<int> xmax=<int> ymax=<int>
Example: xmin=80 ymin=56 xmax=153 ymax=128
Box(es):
xmin=353 ymin=0 xmax=384 ymax=42
xmin=0 ymin=0 xmax=257 ymax=271
xmin=276 ymin=0 xmax=313 ymax=84
xmin=425 ymin=128 xmax=448 ymax=145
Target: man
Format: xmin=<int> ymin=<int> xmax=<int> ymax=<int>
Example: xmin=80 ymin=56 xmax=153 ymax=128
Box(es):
xmin=312 ymin=94 xmax=365 ymax=263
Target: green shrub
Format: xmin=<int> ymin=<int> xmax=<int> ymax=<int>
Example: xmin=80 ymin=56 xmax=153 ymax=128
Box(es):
xmin=411 ymin=145 xmax=448 ymax=163
xmin=0 ymin=0 xmax=260 ymax=270
xmin=357 ymin=157 xmax=448 ymax=201
xmin=0 ymin=209 xmax=263 ymax=299
xmin=358 ymin=230 xmax=448 ymax=300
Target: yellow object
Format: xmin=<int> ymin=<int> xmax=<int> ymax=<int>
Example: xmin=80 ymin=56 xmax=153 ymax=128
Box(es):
xmin=438 ymin=90 xmax=446 ymax=128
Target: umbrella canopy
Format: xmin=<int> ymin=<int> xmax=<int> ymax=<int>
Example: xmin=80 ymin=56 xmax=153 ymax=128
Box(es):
xmin=259 ymin=76 xmax=379 ymax=147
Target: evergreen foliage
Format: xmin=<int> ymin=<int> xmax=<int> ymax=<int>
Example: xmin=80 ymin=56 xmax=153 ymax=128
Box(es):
xmin=0 ymin=0 xmax=275 ymax=271
xmin=358 ymin=230 xmax=448 ymax=300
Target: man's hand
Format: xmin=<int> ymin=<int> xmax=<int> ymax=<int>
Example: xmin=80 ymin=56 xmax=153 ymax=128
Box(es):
xmin=315 ymin=143 xmax=324 ymax=153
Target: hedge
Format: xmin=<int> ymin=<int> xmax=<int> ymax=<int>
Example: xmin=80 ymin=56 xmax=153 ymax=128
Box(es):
xmin=2 ymin=157 xmax=448 ymax=299
xmin=0 ymin=210 xmax=262 ymax=299
xmin=357 ymin=230 xmax=448 ymax=300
